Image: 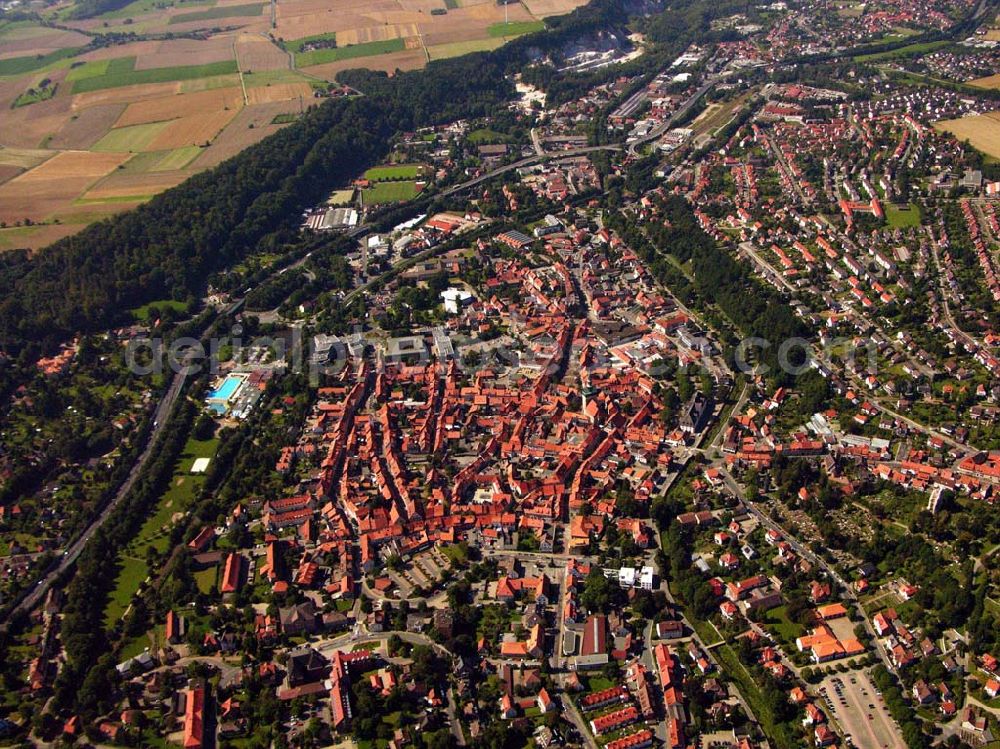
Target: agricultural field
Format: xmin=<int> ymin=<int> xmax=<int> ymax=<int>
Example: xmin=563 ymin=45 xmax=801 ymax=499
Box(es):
xmin=934 ymin=111 xmax=1000 ymax=160
xmin=970 ymin=73 xmax=1000 ymax=89
xmin=0 ymin=0 xmax=585 ymax=249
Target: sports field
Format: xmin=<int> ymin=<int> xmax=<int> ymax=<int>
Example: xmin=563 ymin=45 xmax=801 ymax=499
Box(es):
xmin=364 ymin=180 xmax=421 ymax=204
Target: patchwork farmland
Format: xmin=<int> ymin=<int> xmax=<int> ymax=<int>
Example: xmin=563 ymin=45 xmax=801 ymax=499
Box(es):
xmin=0 ymin=0 xmax=582 ymax=250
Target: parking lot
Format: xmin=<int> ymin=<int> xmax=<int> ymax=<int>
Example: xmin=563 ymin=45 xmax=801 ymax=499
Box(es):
xmin=819 ymin=671 xmax=906 ymax=749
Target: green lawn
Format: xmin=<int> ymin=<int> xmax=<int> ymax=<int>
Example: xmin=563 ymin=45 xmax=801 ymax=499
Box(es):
xmin=92 ymin=121 xmax=172 ymax=152
xmin=467 ymin=128 xmax=511 ymax=144
xmin=364 ymin=180 xmax=419 ymax=204
xmin=487 ymin=20 xmax=544 ymax=37
xmin=168 ymin=2 xmax=264 ymax=24
xmin=585 ymin=676 xmax=615 ymax=692
xmin=885 ymin=203 xmax=921 ymax=228
xmin=763 ymin=604 xmax=806 ymax=645
xmin=440 ymin=544 xmax=469 ymax=566
xmin=194 ymin=565 xmax=218 ymax=594
xmin=364 ymin=164 xmax=424 ymax=181
xmin=296 ymin=38 xmax=405 ymax=67
xmin=119 ymin=631 xmax=154 ymax=659
xmin=104 ymin=556 xmax=149 ymax=626
xmin=71 ymin=57 xmax=240 ymax=93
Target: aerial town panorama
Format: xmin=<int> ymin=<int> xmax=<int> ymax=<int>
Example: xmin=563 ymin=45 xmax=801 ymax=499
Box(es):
xmin=3 ymin=0 xmax=1000 ymax=748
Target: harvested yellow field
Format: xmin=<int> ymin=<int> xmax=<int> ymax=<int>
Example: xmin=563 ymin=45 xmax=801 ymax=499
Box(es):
xmin=235 ymin=34 xmax=290 ymax=71
xmin=0 ymin=147 xmax=54 ymax=170
xmin=72 ymin=81 xmax=183 ymax=109
xmin=245 ymin=82 xmax=313 ymax=104
xmin=16 ymin=150 xmax=127 ymax=180
xmin=934 ymin=112 xmax=1000 ymax=159
xmin=115 ymin=87 xmax=245 ymax=128
xmin=0 ymin=95 xmax=73 ymax=149
xmin=0 ymin=150 xmax=129 ymax=222
xmin=147 ymin=109 xmax=241 ymax=149
xmin=338 ymin=24 xmax=417 ymax=45
xmin=970 ymin=73 xmax=1000 ymax=89
xmin=0 ymin=223 xmax=80 ymax=252
xmin=521 ymin=0 xmax=587 ymax=17
xmin=82 ymin=170 xmax=190 ymax=200
xmin=49 ymin=103 xmax=127 ymax=150
xmin=427 ymin=38 xmax=504 ymax=60
xmin=275 ymin=0 xmax=419 ymax=38
xmin=134 ymin=37 xmax=235 ymax=70
xmin=190 ymin=100 xmax=301 ymax=168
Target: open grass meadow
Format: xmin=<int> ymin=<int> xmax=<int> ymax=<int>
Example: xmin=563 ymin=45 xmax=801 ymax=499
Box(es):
xmin=853 ymin=40 xmax=950 ymax=63
xmin=295 ymin=38 xmax=406 ymax=67
xmin=69 ymin=56 xmax=240 ymax=93
xmin=427 ymin=38 xmax=504 ymax=60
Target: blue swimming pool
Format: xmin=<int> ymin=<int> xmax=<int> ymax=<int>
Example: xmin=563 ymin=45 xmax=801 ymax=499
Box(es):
xmin=207 ymin=375 xmax=242 ymax=402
